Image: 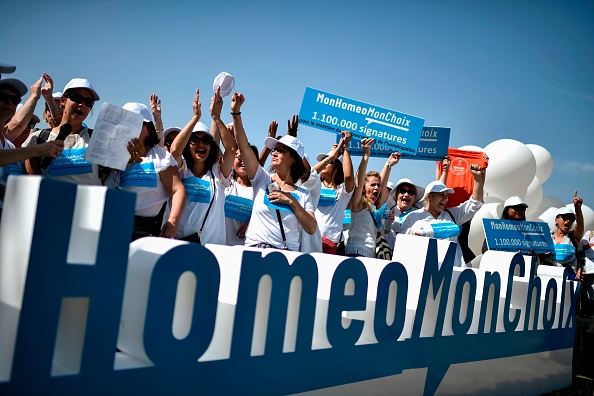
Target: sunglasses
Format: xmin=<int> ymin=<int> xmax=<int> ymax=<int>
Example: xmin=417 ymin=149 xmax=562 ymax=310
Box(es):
xmin=558 ymin=214 xmax=576 ymax=222
xmin=510 ymin=205 xmax=526 ymax=212
xmin=272 ymin=146 xmax=289 ymax=154
xmin=189 ymin=135 xmax=212 ymax=145
xmin=64 ymin=91 xmax=94 ymax=108
xmin=164 ymin=138 xmax=175 ymax=147
xmin=398 ymin=188 xmax=416 ymax=196
xmin=0 ymin=92 xmax=21 ymax=105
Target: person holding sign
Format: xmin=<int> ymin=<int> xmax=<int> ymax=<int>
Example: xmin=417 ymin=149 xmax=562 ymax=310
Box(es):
xmin=481 ymin=196 xmax=528 ymax=254
xmin=345 ymin=138 xmax=400 ymax=258
xmin=119 ymin=102 xmax=186 ymax=240
xmin=389 ymin=178 xmax=426 ymax=234
xmin=168 ymin=88 xmax=235 ymax=244
xmin=540 ymin=192 xmax=585 ymax=278
xmin=401 ymin=164 xmax=485 ymax=267
xmin=24 ymin=78 xmax=101 ymax=185
xmin=230 ymin=92 xmax=316 ymax=251
xmin=312 ymin=131 xmax=355 ymax=254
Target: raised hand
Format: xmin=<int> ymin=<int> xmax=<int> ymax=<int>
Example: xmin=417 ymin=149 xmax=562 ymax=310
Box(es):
xmin=268 ymin=120 xmax=279 ymax=139
xmin=287 ymin=114 xmax=298 ymax=137
xmin=574 ymin=191 xmax=583 ymax=207
xmin=41 ymin=73 xmax=54 ymax=99
xmin=149 ymin=94 xmax=161 ymax=117
xmin=192 ymin=89 xmax=201 ymax=119
xmin=210 ymin=86 xmax=222 ymax=120
xmin=361 ymin=138 xmax=374 ymax=155
xmin=231 ymin=92 xmax=245 ymax=113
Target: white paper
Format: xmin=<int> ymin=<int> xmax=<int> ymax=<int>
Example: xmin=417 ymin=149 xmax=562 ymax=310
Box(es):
xmin=84 ymin=103 xmax=144 ymax=171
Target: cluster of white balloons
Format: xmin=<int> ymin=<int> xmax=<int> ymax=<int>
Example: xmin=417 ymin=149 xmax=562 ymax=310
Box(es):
xmin=461 ymin=139 xmax=594 ymax=257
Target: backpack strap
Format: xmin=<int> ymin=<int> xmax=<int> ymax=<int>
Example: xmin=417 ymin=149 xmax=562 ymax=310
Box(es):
xmin=36 ymin=128 xmax=52 ymax=144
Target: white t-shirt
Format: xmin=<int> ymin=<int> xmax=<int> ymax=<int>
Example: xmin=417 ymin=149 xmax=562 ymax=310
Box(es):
xmin=315 ymin=182 xmax=354 ymax=243
xmin=225 ymin=179 xmax=254 ymax=246
xmin=22 ymin=128 xmax=101 ymax=186
xmin=118 ymin=146 xmax=178 ymax=217
xmin=245 ymin=166 xmax=313 ymax=251
xmin=172 ymin=162 xmax=229 ymax=244
xmin=402 ymin=198 xmax=483 ymax=267
xmin=0 ymin=137 xmax=17 ymax=209
xmin=581 ymin=230 xmax=594 ymax=274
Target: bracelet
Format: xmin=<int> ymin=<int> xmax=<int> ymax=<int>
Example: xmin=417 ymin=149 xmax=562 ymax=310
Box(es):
xmin=385 ymin=162 xmax=392 ymax=169
xmin=325 ymin=158 xmax=332 ymax=165
xmin=231 ymin=112 xmax=241 ymax=115
xmin=343 ymin=148 xmax=349 ymax=152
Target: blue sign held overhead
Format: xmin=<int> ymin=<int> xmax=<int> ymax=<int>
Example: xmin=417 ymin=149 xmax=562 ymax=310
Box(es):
xmin=337 ymin=126 xmax=450 ymax=161
xmin=298 ymin=87 xmax=425 ymax=155
xmin=483 ymin=219 xmax=555 ymax=255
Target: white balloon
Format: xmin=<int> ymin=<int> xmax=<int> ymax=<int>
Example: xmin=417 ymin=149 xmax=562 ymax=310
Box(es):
xmin=581 ymin=204 xmax=594 ymax=233
xmin=458 ymin=145 xmax=483 ymax=151
xmin=484 ymin=194 xmax=504 ymax=205
xmin=526 ymin=195 xmax=565 ymax=220
xmin=483 ymin=139 xmax=536 ymax=200
xmin=523 ymin=176 xmax=543 ymax=211
xmin=537 ymin=207 xmax=559 ymax=232
xmin=526 ymin=144 xmax=554 ymax=183
xmin=468 ymin=203 xmax=502 ymax=256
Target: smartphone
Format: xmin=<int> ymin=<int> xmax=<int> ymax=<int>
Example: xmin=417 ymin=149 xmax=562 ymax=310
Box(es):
xmin=267 ymin=182 xmax=280 ymax=194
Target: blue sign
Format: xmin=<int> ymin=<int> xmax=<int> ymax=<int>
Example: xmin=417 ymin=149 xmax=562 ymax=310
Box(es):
xmin=224 ymin=195 xmax=253 ymax=222
xmin=338 ymin=126 xmax=450 ymax=160
xmin=298 ymin=87 xmax=425 ymax=155
xmin=119 ymin=162 xmax=158 ymax=188
xmin=183 ymin=176 xmax=212 ymax=203
xmin=48 ymin=148 xmax=93 ymax=176
xmin=483 ymin=219 xmax=555 ymax=254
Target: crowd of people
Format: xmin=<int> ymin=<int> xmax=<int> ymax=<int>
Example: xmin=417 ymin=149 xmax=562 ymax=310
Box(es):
xmin=0 ymin=69 xmax=591 ymax=278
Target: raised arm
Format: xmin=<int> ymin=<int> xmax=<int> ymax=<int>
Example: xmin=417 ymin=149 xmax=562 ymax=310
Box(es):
xmin=231 ymin=93 xmax=259 ymax=180
xmin=378 ymin=152 xmax=401 ymax=207
xmin=170 ymin=89 xmax=201 ymax=167
xmin=149 ymin=94 xmax=164 ymax=146
xmin=41 ymin=73 xmax=61 ymax=127
xmin=259 ymin=120 xmax=278 ymax=166
xmin=2 ymin=141 xmax=64 ymax=167
xmin=341 ymin=132 xmax=355 ymax=193
xmin=350 ymin=138 xmax=374 ymax=212
xmin=211 ymin=87 xmax=235 ymax=178
xmin=574 ymin=191 xmax=585 ymax=242
xmin=469 ymin=163 xmax=485 ymax=201
xmin=438 ymin=155 xmax=451 ymax=183
xmin=6 ymin=77 xmax=42 ymax=142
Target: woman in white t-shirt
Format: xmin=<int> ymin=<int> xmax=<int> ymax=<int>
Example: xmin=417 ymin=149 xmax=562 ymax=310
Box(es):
xmin=168 ymin=88 xmax=235 ymax=245
xmin=230 ymin=92 xmax=316 ymax=251
xmin=312 ymin=131 xmax=355 ymax=254
xmin=225 ymin=144 xmax=258 ymax=246
xmin=119 ymin=102 xmax=186 ymax=240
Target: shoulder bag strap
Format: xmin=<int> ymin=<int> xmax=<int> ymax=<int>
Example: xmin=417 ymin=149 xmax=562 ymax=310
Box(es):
xmin=444 ymin=208 xmax=456 ymax=224
xmin=275 ymin=209 xmax=288 ymax=249
xmin=197 ymin=171 xmax=216 ymax=239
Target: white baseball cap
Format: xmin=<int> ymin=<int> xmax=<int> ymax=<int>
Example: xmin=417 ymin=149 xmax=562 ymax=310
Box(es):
xmin=122 ymin=102 xmax=152 ymax=122
xmin=556 ymin=207 xmax=575 ymax=217
xmin=213 ymin=72 xmax=235 ymax=98
xmin=424 ymin=181 xmax=455 ymax=196
xmin=504 ymin=196 xmax=528 ymax=209
xmin=192 ymin=121 xmax=214 ymax=138
xmin=265 ymin=135 xmax=305 ymax=159
xmin=0 ymin=78 xmax=27 ymax=97
xmin=52 ymin=91 xmax=63 ymax=99
xmin=63 ymin=78 xmax=100 ymax=101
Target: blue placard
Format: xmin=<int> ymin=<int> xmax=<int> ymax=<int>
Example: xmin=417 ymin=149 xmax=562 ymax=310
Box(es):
xmin=318 ymin=187 xmax=337 ymax=207
xmin=343 ymin=209 xmax=351 ymax=225
xmin=224 ymin=195 xmax=253 ymax=222
xmin=264 ymin=192 xmax=299 ymax=213
xmin=298 ymin=87 xmax=425 ymax=155
xmin=119 ymin=162 xmax=158 ymax=188
xmin=183 ymin=176 xmax=212 ymax=203
xmin=337 ymin=126 xmax=450 ymax=161
xmin=48 ymin=148 xmax=93 ymax=176
xmin=483 ymin=219 xmax=554 ymax=254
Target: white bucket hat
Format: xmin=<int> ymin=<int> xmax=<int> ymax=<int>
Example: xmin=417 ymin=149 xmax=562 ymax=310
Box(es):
xmin=390 ymin=178 xmax=425 ymax=202
xmin=264 ymin=135 xmax=305 ymax=159
xmin=191 ymin=121 xmax=214 ymax=139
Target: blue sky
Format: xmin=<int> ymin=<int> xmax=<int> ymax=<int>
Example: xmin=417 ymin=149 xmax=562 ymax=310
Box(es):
xmin=2 ymin=0 xmax=593 ymax=210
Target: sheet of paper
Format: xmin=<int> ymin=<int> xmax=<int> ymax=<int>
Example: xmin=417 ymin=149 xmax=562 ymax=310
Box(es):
xmin=84 ymin=103 xmax=144 ymax=171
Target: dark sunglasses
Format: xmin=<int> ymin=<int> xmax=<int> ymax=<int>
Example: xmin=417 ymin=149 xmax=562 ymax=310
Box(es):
xmin=0 ymin=92 xmax=21 ymax=105
xmin=271 ymin=146 xmax=288 ymax=154
xmin=64 ymin=91 xmax=94 ymax=108
xmin=558 ymin=214 xmax=576 ymax=222
xmin=510 ymin=205 xmax=526 ymax=212
xmin=398 ymin=188 xmax=416 ymax=196
xmin=189 ymin=135 xmax=212 ymax=145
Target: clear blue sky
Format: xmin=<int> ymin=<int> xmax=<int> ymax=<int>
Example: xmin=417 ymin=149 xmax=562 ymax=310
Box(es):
xmin=2 ymin=0 xmax=593 ymax=210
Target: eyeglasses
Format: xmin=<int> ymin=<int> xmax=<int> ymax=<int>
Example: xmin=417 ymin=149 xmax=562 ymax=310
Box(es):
xmin=558 ymin=214 xmax=576 ymax=222
xmin=64 ymin=91 xmax=94 ymax=108
xmin=398 ymin=188 xmax=416 ymax=196
xmin=272 ymin=146 xmax=288 ymax=154
xmin=189 ymin=135 xmax=212 ymax=145
xmin=510 ymin=205 xmax=526 ymax=212
xmin=0 ymin=92 xmax=21 ymax=105
xmin=164 ymin=138 xmax=175 ymax=147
